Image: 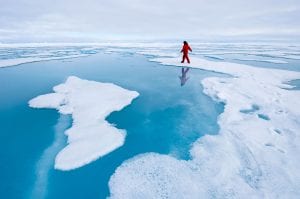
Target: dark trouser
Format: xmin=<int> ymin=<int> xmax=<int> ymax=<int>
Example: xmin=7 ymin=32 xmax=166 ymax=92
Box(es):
xmin=181 ymin=53 xmax=190 ymax=63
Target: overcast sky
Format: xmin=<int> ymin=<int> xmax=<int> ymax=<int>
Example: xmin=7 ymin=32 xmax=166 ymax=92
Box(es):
xmin=0 ymin=0 xmax=300 ymax=42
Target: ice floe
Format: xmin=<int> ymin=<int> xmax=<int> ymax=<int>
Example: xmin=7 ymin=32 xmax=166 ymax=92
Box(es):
xmin=109 ymin=57 xmax=300 ymax=198
xmin=29 ymin=76 xmax=139 ymax=170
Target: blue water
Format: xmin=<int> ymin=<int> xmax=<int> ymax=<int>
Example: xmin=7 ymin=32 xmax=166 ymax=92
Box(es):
xmin=240 ymin=104 xmax=260 ymax=114
xmin=285 ymin=79 xmax=300 ymax=90
xmin=0 ymin=52 xmax=224 ymax=199
xmin=258 ymin=114 xmax=270 ymax=121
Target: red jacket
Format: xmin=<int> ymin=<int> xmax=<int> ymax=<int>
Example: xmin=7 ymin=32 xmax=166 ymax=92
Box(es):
xmin=181 ymin=44 xmax=192 ymax=54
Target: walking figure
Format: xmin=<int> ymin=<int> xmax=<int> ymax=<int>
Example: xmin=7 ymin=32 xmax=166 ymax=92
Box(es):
xmin=181 ymin=41 xmax=192 ymax=63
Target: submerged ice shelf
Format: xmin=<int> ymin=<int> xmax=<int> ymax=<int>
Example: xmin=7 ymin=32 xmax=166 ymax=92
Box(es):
xmin=109 ymin=56 xmax=300 ymax=198
xmin=29 ymin=76 xmax=139 ymax=170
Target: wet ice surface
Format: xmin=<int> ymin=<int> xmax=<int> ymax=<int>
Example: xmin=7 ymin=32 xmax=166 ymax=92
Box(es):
xmin=0 ymin=49 xmax=223 ymax=199
xmin=109 ymin=49 xmax=300 ymax=198
xmin=284 ymin=79 xmax=300 ymax=90
xmin=1 ymin=42 xmax=300 ymax=199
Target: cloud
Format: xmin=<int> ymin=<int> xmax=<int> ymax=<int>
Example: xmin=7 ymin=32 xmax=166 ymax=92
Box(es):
xmin=0 ymin=0 xmax=299 ymax=42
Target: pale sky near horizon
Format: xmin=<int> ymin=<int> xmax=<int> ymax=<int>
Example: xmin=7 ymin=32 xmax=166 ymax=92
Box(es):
xmin=0 ymin=0 xmax=300 ymax=42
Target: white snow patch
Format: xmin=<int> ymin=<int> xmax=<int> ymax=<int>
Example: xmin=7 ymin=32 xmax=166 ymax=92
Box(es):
xmin=29 ymin=76 xmax=139 ymax=170
xmin=109 ymin=57 xmax=300 ymax=198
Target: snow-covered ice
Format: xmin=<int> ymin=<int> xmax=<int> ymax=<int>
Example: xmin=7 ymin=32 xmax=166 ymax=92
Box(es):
xmin=234 ymin=58 xmax=288 ymax=64
xmin=109 ymin=57 xmax=300 ymax=198
xmin=0 ymin=44 xmax=105 ymax=68
xmin=0 ymin=54 xmax=89 ymax=68
xmin=29 ymin=76 xmax=139 ymax=170
xmin=1 ymin=42 xmax=299 ymax=68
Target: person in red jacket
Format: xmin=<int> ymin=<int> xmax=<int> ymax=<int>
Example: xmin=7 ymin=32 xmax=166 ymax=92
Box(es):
xmin=181 ymin=41 xmax=192 ymax=63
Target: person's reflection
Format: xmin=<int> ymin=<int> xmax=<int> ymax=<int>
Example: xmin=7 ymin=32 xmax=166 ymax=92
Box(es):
xmin=179 ymin=67 xmax=190 ymax=86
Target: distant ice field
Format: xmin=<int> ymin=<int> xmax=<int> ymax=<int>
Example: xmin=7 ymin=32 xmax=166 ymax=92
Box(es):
xmin=1 ymin=42 xmax=300 ymax=71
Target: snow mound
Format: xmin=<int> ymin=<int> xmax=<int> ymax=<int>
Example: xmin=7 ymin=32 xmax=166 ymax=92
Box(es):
xmin=29 ymin=76 xmax=139 ymax=170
